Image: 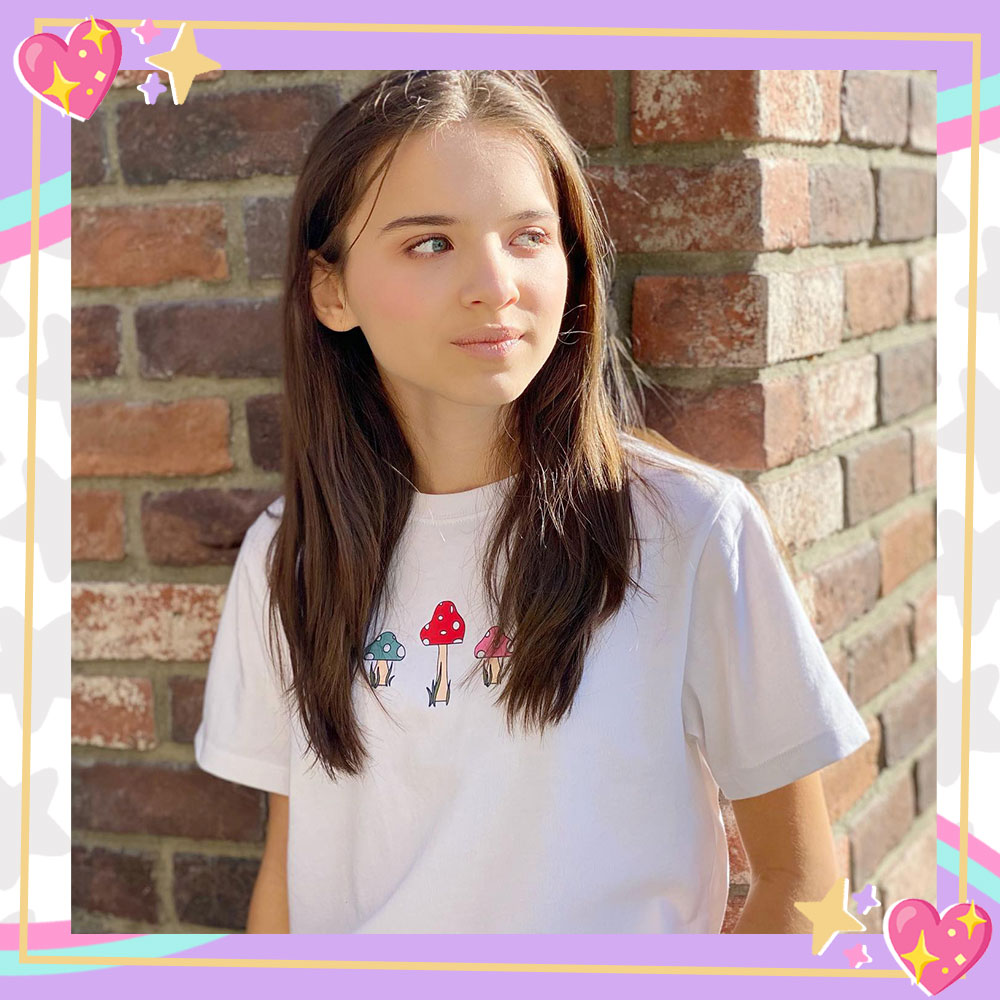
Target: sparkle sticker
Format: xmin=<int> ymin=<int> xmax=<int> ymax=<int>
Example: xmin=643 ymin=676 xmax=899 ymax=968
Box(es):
xmin=145 ymin=22 xmax=221 ymax=105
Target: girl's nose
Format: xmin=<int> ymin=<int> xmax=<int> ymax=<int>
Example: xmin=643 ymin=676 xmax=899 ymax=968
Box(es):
xmin=460 ymin=241 xmax=520 ymax=311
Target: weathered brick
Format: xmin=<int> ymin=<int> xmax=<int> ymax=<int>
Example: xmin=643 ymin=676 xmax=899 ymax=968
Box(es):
xmin=720 ymin=796 xmax=750 ymax=884
xmin=845 ymin=605 xmax=914 ymax=705
xmin=908 ymin=75 xmax=938 ymax=153
xmin=71 ymin=110 xmax=109 ymax=187
xmin=757 ymin=71 xmax=842 ymax=142
xmin=808 ymin=539 xmax=881 ymax=641
xmin=244 ymin=197 xmax=292 ymax=281
xmin=72 ymin=490 xmax=125 ymax=561
xmin=72 ymin=398 xmax=232 ymax=477
xmin=910 ymin=252 xmax=936 ymax=321
xmin=880 ymin=505 xmax=935 ymax=594
xmin=173 ymin=854 xmax=261 ymax=930
xmin=117 ymin=86 xmax=342 ymax=184
xmin=72 ymin=674 xmax=156 ymax=750
xmin=766 ymin=268 xmax=843 ymax=362
xmin=72 ymin=844 xmax=157 ymax=923
xmin=841 ymin=72 xmax=909 ymax=147
xmin=876 ymin=168 xmax=936 ymax=242
xmin=755 ymin=457 xmax=843 ymax=553
xmin=73 ymin=761 xmax=265 ymax=840
xmin=822 ymin=714 xmax=881 ymax=822
xmin=843 ymin=258 xmax=910 ymax=337
xmin=246 ymin=394 xmax=282 ymax=471
xmin=810 ymin=165 xmax=876 ymax=245
xmin=880 ymin=665 xmax=935 ymax=765
xmin=841 ymin=429 xmax=913 ymax=525
xmin=878 ymin=816 xmax=937 ymax=918
xmin=914 ymin=740 xmax=937 ymax=814
xmin=909 ymin=584 xmax=936 ymax=659
xmin=539 ymin=70 xmax=616 ymax=148
xmin=804 ymin=355 xmax=878 ymax=451
xmin=141 ymin=488 xmax=282 ymax=566
xmin=721 ymin=885 xmax=748 ymax=933
xmin=169 ymin=675 xmax=206 ymax=743
xmin=136 ymin=300 xmax=282 ymax=378
xmin=71 ymin=304 xmax=120 ymax=378
xmin=848 ymin=766 xmax=916 ymax=885
xmin=592 ymin=159 xmax=808 ymax=253
xmin=879 ymin=338 xmax=936 ymax=423
xmin=72 ymin=582 xmax=224 ymax=662
xmin=72 ymin=203 xmax=228 ymax=288
xmin=909 ymin=416 xmax=936 ymax=491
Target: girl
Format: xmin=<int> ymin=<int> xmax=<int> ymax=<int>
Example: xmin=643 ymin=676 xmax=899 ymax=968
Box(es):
xmin=194 ymin=69 xmax=869 ymax=935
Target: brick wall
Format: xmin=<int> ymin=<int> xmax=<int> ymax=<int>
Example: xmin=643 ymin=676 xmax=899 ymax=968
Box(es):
xmin=70 ymin=69 xmax=937 ymax=933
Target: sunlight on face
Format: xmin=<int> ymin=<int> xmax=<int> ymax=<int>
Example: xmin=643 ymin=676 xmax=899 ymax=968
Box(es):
xmin=334 ymin=123 xmax=570 ymax=429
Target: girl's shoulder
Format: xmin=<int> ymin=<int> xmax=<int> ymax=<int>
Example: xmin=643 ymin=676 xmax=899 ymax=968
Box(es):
xmin=237 ymin=495 xmax=286 ymax=572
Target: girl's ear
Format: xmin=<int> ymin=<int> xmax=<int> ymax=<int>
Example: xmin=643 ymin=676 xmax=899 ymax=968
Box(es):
xmin=309 ymin=252 xmax=357 ymax=332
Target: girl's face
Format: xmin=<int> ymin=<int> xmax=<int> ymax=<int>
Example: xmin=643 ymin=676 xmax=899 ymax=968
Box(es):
xmin=310 ymin=123 xmax=570 ymax=430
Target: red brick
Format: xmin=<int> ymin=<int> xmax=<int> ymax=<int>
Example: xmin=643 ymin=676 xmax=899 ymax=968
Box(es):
xmin=848 ymin=766 xmax=917 ymax=885
xmin=72 ymin=582 xmax=224 ymax=662
xmin=141 ymin=488 xmax=282 ymax=566
xmin=909 ymin=585 xmax=936 ymax=659
xmin=244 ymin=196 xmax=291 ymax=281
xmin=71 ymin=112 xmax=109 ymax=187
xmin=822 ymin=714 xmax=881 ymax=822
xmin=72 ymin=845 xmax=157 ymax=923
xmin=169 ymin=675 xmax=206 ymax=743
xmin=539 ymin=70 xmax=616 ymax=148
xmin=809 ymin=165 xmax=875 ymax=245
xmin=757 ymin=71 xmax=841 ymax=142
xmin=73 ymin=761 xmax=265 ymax=840
xmin=71 ymin=305 xmax=120 ymax=378
xmin=878 ymin=816 xmax=937 ymax=918
xmin=808 ymin=539 xmax=881 ymax=641
xmin=880 ymin=505 xmax=935 ymax=594
xmin=591 ymin=159 xmax=808 ymax=253
xmin=72 ymin=674 xmax=156 ymax=750
xmin=914 ymin=740 xmax=937 ymax=814
xmin=841 ymin=72 xmax=909 ymax=147
xmin=721 ymin=885 xmax=748 ymax=933
xmin=72 ymin=203 xmax=228 ymax=289
xmin=72 ymin=398 xmax=232 ymax=477
xmin=843 ymin=258 xmax=910 ymax=337
xmin=755 ymin=457 xmax=843 ymax=553
xmin=841 ymin=429 xmax=913 ymax=525
xmin=721 ymin=796 xmax=750 ymax=884
xmin=72 ymin=490 xmax=125 ymax=561
xmin=136 ymin=300 xmax=282 ymax=379
xmin=879 ymin=338 xmax=936 ymax=423
xmin=246 ymin=394 xmax=282 ymax=471
xmin=877 ymin=169 xmax=936 ymax=242
xmin=117 ymin=87 xmax=341 ymax=184
xmin=173 ymin=854 xmax=261 ymax=930
xmin=908 ymin=75 xmax=938 ymax=153
xmin=909 ymin=416 xmax=936 ymax=491
xmin=804 ymin=356 xmax=878 ymax=451
xmin=845 ymin=605 xmax=914 ymax=705
xmin=910 ymin=252 xmax=936 ymax=321
xmin=880 ymin=665 xmax=935 ymax=765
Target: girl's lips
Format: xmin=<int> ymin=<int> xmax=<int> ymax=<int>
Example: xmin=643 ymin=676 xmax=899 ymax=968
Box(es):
xmin=453 ymin=336 xmax=523 ymax=358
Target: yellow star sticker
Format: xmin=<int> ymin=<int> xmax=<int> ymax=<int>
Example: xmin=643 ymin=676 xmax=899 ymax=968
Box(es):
xmin=794 ymin=877 xmax=865 ymax=955
xmin=42 ymin=61 xmax=80 ymax=114
xmin=900 ymin=928 xmax=940 ymax=986
xmin=145 ymin=22 xmax=221 ymax=106
xmin=956 ymin=900 xmax=988 ymax=940
xmin=81 ymin=16 xmax=112 ymax=56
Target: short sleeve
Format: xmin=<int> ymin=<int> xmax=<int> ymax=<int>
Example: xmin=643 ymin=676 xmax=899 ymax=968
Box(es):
xmin=680 ymin=482 xmax=869 ymax=800
xmin=194 ymin=513 xmax=292 ymax=795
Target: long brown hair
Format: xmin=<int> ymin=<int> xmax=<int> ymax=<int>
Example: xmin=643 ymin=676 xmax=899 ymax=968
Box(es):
xmin=263 ymin=70 xmax=774 ymax=780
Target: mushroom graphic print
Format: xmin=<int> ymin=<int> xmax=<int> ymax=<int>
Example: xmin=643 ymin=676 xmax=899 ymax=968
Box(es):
xmin=421 ymin=600 xmax=465 ymax=706
xmin=363 ymin=631 xmax=405 ymax=688
xmin=475 ymin=626 xmax=513 ymax=687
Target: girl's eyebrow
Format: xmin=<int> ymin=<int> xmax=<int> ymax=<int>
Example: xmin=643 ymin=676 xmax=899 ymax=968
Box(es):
xmin=378 ymin=209 xmax=558 ymax=236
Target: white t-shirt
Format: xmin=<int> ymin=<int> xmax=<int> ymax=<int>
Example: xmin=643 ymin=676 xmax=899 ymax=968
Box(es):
xmin=194 ymin=435 xmax=869 ymax=933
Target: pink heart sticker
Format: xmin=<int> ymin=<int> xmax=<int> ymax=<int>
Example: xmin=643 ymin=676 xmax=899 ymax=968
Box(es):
xmin=884 ymin=898 xmax=992 ymax=996
xmin=13 ymin=16 xmax=122 ymax=121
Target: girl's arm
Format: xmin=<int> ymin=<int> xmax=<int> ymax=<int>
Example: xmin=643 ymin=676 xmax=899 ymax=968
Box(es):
xmin=246 ymin=792 xmax=290 ymax=933
xmin=729 ymin=772 xmax=839 ymax=933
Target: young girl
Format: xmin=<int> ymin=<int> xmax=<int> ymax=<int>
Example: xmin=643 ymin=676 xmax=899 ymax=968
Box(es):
xmin=194 ymin=69 xmax=869 ymax=935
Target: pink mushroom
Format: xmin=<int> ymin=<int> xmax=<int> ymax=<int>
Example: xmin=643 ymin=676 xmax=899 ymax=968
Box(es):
xmin=474 ymin=625 xmax=513 ymax=687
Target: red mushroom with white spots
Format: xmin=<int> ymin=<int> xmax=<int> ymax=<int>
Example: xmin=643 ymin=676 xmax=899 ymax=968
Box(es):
xmin=421 ymin=599 xmax=465 ymax=706
xmin=474 ymin=626 xmax=513 ymax=687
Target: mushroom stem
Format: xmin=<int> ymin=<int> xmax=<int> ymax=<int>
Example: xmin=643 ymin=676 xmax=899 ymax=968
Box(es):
xmin=429 ymin=644 xmax=450 ymax=704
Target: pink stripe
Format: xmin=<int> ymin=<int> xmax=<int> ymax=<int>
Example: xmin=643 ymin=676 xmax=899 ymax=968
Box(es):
xmin=937 ymin=104 xmax=1000 ymax=153
xmin=0 ymin=920 xmax=142 ymax=951
xmin=0 ymin=205 xmax=70 ymax=265
xmin=937 ymin=814 xmax=1000 ymax=875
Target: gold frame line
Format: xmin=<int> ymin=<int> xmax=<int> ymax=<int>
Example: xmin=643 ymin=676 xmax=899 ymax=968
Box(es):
xmin=18 ymin=19 xmax=980 ymax=974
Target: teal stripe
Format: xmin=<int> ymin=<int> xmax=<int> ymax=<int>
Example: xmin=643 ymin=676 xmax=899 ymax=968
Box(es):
xmin=1 ymin=933 xmax=228 ymax=977
xmin=938 ymin=72 xmax=1000 ymax=123
xmin=937 ymin=841 xmax=1000 ymax=903
xmin=0 ymin=173 xmax=70 ymax=232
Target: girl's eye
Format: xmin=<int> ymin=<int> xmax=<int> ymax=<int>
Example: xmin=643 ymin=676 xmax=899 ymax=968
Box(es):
xmin=404 ymin=230 xmax=552 ymax=257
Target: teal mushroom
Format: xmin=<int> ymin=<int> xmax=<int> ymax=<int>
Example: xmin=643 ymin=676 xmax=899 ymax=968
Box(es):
xmin=363 ymin=631 xmax=405 ymax=688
